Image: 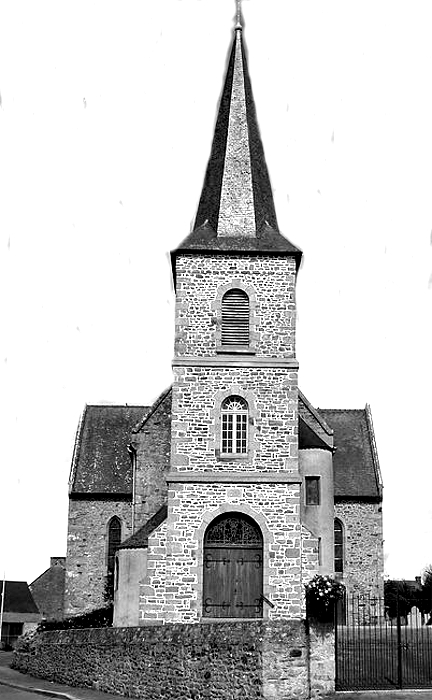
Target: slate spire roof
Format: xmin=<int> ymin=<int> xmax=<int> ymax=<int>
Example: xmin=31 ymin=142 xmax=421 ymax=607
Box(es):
xmin=172 ymin=21 xmax=302 ymax=267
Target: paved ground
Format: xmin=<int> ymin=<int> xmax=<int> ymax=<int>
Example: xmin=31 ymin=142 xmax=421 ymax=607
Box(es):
xmin=337 ymin=693 xmax=432 ymax=700
xmin=1 ymin=652 xmax=432 ymax=699
xmin=0 ymin=654 xmax=120 ymax=700
xmin=1 ymin=686 xmax=47 ymax=700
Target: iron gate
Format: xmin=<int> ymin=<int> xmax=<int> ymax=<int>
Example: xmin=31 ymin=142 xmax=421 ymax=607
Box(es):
xmin=335 ymin=595 xmax=432 ymax=690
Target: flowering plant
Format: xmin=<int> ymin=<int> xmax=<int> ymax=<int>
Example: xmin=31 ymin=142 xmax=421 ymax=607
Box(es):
xmin=305 ymin=575 xmax=345 ymax=620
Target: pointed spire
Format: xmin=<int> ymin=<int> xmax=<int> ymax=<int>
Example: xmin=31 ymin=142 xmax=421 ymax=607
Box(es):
xmin=217 ymin=27 xmax=255 ymax=237
xmin=194 ymin=24 xmax=281 ymax=238
xmin=172 ymin=13 xmax=302 ymax=270
xmin=235 ymin=0 xmax=243 ymax=30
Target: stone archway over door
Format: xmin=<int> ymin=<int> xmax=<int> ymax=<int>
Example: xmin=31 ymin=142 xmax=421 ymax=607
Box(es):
xmin=203 ymin=513 xmax=263 ymax=618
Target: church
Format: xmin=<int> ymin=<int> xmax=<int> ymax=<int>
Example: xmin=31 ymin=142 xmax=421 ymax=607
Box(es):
xmin=64 ymin=10 xmax=383 ymax=627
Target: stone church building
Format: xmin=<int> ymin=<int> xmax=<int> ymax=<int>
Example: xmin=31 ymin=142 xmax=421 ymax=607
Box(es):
xmin=65 ymin=16 xmax=383 ymax=626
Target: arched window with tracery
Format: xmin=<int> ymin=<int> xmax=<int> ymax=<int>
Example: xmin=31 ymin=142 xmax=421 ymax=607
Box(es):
xmin=107 ymin=517 xmax=121 ymax=598
xmin=334 ymin=518 xmax=344 ymax=574
xmin=221 ymin=289 xmax=249 ymax=346
xmin=221 ymin=396 xmax=248 ymax=455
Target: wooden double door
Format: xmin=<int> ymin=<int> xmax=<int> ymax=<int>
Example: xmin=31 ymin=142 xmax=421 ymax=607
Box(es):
xmin=203 ymin=513 xmax=263 ymax=618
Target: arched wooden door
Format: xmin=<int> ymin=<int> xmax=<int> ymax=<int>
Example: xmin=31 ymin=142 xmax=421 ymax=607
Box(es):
xmin=203 ymin=513 xmax=263 ymax=618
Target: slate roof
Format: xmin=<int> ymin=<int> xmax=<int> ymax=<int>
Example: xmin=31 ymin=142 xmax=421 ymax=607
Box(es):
xmin=118 ymin=505 xmax=168 ymax=550
xmin=318 ymin=407 xmax=382 ymax=500
xmin=171 ymin=27 xmax=302 ymax=276
xmin=299 ymin=418 xmax=332 ymax=452
xmin=0 ymin=581 xmax=40 ymax=614
xmin=69 ymin=395 xmax=381 ymax=502
xmin=298 ymin=390 xmax=333 ymax=451
xmin=69 ymin=405 xmax=147 ymax=496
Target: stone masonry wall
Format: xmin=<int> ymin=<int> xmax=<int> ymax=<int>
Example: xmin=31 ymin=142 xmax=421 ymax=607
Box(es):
xmin=301 ymin=525 xmax=319 ymax=591
xmin=174 ymin=254 xmax=297 ymax=358
xmin=334 ymin=500 xmax=384 ymax=599
xmin=12 ymin=620 xmax=335 ymax=699
xmin=64 ymin=499 xmax=132 ymax=616
xmin=139 ymin=486 xmax=319 ymax=624
xmin=132 ymin=391 xmax=172 ymax=529
xmin=139 ymin=519 xmax=168 ymax=623
xmin=171 ymin=366 xmax=298 ymax=473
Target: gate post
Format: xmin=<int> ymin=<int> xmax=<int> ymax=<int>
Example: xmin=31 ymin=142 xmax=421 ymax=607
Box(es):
xmin=334 ymin=601 xmax=338 ymax=690
xmin=396 ymin=589 xmax=403 ymax=689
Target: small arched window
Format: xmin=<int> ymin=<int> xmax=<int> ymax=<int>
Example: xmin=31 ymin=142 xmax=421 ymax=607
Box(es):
xmin=221 ymin=289 xmax=249 ymax=346
xmin=107 ymin=517 xmax=121 ymax=576
xmin=334 ymin=518 xmax=344 ymax=574
xmin=221 ymin=396 xmax=248 ymax=455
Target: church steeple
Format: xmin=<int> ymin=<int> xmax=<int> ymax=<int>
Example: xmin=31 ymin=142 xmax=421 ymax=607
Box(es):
xmin=215 ymin=25 xmax=256 ymax=238
xmin=172 ymin=15 xmax=302 ymax=269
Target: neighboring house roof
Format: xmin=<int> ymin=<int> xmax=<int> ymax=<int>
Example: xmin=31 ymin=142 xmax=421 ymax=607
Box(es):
xmin=69 ymin=405 xmax=147 ymax=496
xmin=171 ymin=27 xmax=302 ymax=277
xmin=30 ymin=558 xmax=66 ymax=620
xmin=318 ymin=407 xmax=382 ymax=501
xmin=403 ymin=579 xmax=423 ymax=594
xmin=0 ymin=581 xmax=40 ymax=615
xmin=118 ymin=506 xmax=168 ymax=550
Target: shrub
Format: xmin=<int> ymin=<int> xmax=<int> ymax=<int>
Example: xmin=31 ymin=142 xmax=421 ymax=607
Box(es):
xmin=384 ymin=580 xmax=415 ymax=619
xmin=37 ymin=603 xmax=113 ymax=632
xmin=305 ymin=574 xmax=344 ymax=621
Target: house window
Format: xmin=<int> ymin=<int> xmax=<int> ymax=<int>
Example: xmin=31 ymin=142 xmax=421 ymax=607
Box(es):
xmin=107 ymin=517 xmax=121 ymax=598
xmin=334 ymin=519 xmax=344 ymax=573
xmin=221 ymin=289 xmax=249 ymax=346
xmin=305 ymin=477 xmax=320 ymax=505
xmin=221 ymin=396 xmax=248 ymax=454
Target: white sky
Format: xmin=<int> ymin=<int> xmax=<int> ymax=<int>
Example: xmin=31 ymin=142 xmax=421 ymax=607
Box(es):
xmin=1 ymin=0 xmax=431 ymax=585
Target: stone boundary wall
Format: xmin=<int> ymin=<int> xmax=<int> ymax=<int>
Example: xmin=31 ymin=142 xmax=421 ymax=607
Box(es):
xmin=12 ymin=620 xmax=334 ymax=699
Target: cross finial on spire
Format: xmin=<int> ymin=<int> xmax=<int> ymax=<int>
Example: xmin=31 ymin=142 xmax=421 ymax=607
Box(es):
xmin=235 ymin=0 xmax=243 ymax=30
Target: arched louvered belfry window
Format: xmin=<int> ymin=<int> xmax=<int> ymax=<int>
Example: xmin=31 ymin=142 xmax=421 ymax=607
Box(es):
xmin=221 ymin=396 xmax=248 ymax=454
xmin=334 ymin=518 xmax=344 ymax=574
xmin=221 ymin=289 xmax=250 ymax=346
xmin=107 ymin=517 xmax=121 ymax=591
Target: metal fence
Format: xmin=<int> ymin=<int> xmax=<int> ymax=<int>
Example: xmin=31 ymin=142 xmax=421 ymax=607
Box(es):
xmin=335 ymin=595 xmax=432 ymax=690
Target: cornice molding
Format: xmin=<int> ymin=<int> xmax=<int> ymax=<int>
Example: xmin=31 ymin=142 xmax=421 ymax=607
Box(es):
xmin=167 ymin=471 xmax=301 ymax=484
xmin=69 ymin=493 xmax=132 ymax=502
xmin=172 ymin=357 xmax=299 ymax=369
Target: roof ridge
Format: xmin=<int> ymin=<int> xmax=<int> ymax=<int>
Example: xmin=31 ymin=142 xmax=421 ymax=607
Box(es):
xmin=119 ymin=505 xmax=168 ymax=550
xmin=86 ymin=404 xmax=148 ymax=408
xmin=299 ymin=390 xmax=334 ymax=436
xmin=318 ymin=407 xmax=365 ymax=413
xmin=29 ymin=568 xmax=50 ymax=587
xmin=131 ymin=387 xmax=172 ymax=434
xmin=365 ymin=403 xmax=383 ymax=497
xmin=68 ymin=405 xmax=87 ymax=495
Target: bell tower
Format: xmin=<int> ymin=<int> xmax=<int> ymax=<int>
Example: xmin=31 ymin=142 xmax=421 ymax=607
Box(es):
xmin=139 ymin=9 xmax=319 ymax=624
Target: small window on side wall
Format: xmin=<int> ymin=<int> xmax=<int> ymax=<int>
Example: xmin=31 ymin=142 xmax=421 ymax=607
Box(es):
xmin=305 ymin=476 xmax=320 ymax=505
xmin=334 ymin=519 xmax=344 ymax=573
xmin=221 ymin=396 xmax=248 ymax=455
xmin=107 ymin=517 xmax=121 ymax=599
xmin=221 ymin=289 xmax=249 ymax=346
